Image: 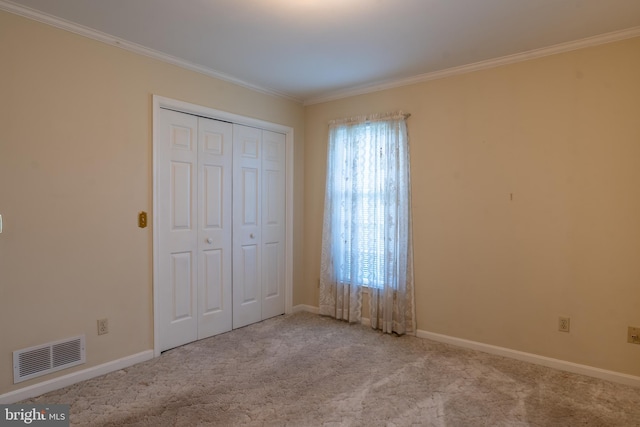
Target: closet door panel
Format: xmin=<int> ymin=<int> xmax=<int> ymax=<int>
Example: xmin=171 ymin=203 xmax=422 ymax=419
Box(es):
xmin=197 ymin=117 xmax=233 ymax=338
xmin=261 ymin=131 xmax=286 ymax=319
xmin=158 ymin=109 xmax=199 ymax=351
xmin=233 ymin=124 xmax=262 ymax=328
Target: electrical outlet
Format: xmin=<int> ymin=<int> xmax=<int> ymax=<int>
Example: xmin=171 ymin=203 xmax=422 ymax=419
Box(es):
xmin=558 ymin=317 xmax=570 ymax=333
xmin=628 ymin=326 xmax=640 ymax=345
xmin=97 ymin=318 xmax=109 ymax=335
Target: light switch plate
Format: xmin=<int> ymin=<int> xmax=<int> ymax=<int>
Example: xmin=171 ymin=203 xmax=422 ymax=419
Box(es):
xmin=138 ymin=211 xmax=147 ymax=228
xmin=0 ymin=214 xmax=3 ymax=233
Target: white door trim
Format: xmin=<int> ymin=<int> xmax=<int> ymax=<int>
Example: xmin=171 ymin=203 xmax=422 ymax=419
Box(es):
xmin=152 ymin=95 xmax=294 ymax=357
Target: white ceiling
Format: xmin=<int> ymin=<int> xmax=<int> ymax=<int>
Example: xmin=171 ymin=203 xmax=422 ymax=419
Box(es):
xmin=4 ymin=0 xmax=640 ymax=103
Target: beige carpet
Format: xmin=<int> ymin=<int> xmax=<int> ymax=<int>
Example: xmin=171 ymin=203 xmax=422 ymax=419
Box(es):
xmin=24 ymin=312 xmax=640 ymax=426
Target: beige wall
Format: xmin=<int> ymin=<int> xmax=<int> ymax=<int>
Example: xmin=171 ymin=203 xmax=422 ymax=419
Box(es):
xmin=0 ymin=11 xmax=305 ymax=395
xmin=304 ymin=37 xmax=640 ymax=376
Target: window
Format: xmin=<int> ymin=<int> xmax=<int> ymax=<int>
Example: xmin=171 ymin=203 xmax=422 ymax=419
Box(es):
xmin=332 ymin=123 xmax=388 ymax=288
xmin=323 ymin=114 xmax=410 ymax=290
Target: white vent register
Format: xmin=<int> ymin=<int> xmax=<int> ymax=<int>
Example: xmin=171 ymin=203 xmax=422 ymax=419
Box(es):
xmin=13 ymin=335 xmax=85 ymax=383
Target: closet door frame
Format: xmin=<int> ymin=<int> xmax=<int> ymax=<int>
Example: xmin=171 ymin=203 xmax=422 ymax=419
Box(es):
xmin=152 ymin=95 xmax=294 ymax=357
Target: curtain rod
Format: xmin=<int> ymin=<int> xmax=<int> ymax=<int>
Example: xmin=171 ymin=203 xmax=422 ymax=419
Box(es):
xmin=328 ymin=111 xmax=410 ymax=126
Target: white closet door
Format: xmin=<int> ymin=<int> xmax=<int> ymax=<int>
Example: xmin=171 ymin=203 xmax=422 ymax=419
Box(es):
xmin=197 ymin=117 xmax=233 ymax=338
xmin=158 ymin=109 xmax=199 ymax=351
xmin=232 ymin=124 xmax=262 ymax=328
xmin=158 ymin=111 xmax=286 ymax=347
xmin=232 ymin=126 xmax=286 ymax=328
xmin=261 ymin=130 xmax=286 ymax=319
xmin=158 ymin=110 xmax=233 ymax=351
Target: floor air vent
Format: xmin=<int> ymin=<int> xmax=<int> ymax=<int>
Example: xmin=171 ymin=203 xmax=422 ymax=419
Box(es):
xmin=13 ymin=335 xmax=85 ymax=383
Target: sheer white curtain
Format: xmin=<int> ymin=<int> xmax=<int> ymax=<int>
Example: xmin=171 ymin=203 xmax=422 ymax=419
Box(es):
xmin=319 ymin=112 xmax=415 ymax=335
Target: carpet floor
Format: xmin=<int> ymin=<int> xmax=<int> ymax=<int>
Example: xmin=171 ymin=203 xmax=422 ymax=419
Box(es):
xmin=25 ymin=312 xmax=640 ymax=426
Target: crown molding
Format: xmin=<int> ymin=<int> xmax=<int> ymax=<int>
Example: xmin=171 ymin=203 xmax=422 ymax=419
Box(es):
xmin=304 ymin=26 xmax=640 ymax=106
xmin=0 ymin=0 xmax=302 ymax=104
xmin=3 ymin=0 xmax=639 ymax=107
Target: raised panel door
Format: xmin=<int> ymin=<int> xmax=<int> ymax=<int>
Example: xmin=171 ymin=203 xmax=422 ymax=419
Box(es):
xmin=261 ymin=130 xmax=286 ymax=319
xmin=158 ymin=109 xmax=199 ymax=351
xmin=197 ymin=117 xmax=233 ymax=338
xmin=232 ymin=124 xmax=262 ymax=328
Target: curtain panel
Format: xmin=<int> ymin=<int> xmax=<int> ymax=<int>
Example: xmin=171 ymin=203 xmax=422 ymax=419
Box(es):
xmin=319 ymin=112 xmax=415 ymax=335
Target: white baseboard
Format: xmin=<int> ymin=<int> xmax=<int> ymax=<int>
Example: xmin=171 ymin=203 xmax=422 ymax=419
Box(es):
xmin=0 ymin=350 xmax=154 ymax=404
xmin=416 ymin=329 xmax=640 ymax=388
xmin=292 ymin=304 xmax=319 ymax=314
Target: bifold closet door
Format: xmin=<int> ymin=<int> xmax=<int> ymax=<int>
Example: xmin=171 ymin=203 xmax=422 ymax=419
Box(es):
xmin=260 ymin=130 xmax=286 ymax=320
xmin=232 ymin=125 xmax=286 ymax=328
xmin=197 ymin=117 xmax=233 ymax=338
xmin=157 ymin=109 xmax=233 ymax=352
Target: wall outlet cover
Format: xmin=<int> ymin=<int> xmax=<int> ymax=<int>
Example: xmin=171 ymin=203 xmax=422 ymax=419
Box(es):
xmin=558 ymin=317 xmax=570 ymax=333
xmin=97 ymin=318 xmax=109 ymax=335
